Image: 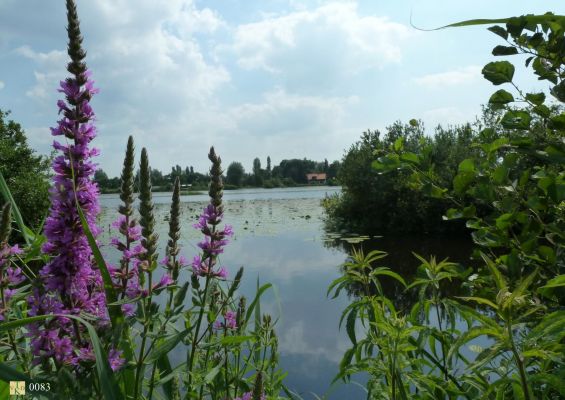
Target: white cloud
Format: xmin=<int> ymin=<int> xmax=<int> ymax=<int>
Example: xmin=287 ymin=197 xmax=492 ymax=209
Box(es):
xmin=230 ymin=88 xmax=358 ymax=135
xmin=4 ymin=0 xmax=407 ymax=176
xmin=228 ymin=2 xmax=413 ymax=76
xmin=215 ymin=89 xmax=358 ymax=171
xmin=0 ymin=81 xmax=4 ymax=90
xmin=16 ymin=46 xmax=67 ymax=100
xmin=15 ymin=45 xmax=65 ymax=65
xmin=413 ymin=66 xmax=482 ymax=88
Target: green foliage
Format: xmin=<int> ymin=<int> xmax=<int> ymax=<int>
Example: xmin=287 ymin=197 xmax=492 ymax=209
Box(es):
xmin=324 ymin=122 xmax=477 ymax=234
xmin=333 ymin=12 xmax=565 ymax=400
xmin=0 ymin=109 xmax=50 ymax=232
xmin=226 ymin=161 xmax=246 ymax=187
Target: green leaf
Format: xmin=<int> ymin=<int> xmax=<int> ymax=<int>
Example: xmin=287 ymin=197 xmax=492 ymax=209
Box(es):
xmin=492 ymin=45 xmax=518 ymax=56
xmin=505 ymin=268 xmax=538 ymax=308
xmin=457 ymin=296 xmax=498 ymax=310
xmin=488 ymin=25 xmax=508 ymax=39
xmin=399 ymin=152 xmax=419 ymax=164
xmin=549 ymin=113 xmax=565 ymax=131
xmin=372 ymin=154 xmax=400 ymax=172
xmin=448 ymin=325 xmax=503 ymax=361
xmin=538 ymin=245 xmax=556 ymax=264
xmin=540 ymin=274 xmax=565 ymax=289
xmin=346 ymin=307 xmax=357 ymax=345
xmin=488 ymin=89 xmax=514 ymax=108
xmin=550 ymin=80 xmax=565 ymax=102
xmin=245 ymin=282 xmax=272 ymax=324
xmin=173 ymin=282 xmax=190 ymax=308
xmin=155 ymin=354 xmax=175 ymax=400
xmin=482 ymin=61 xmax=514 ymax=85
xmin=253 ymin=277 xmax=262 ymax=365
xmin=0 ymin=171 xmax=31 ymax=245
xmin=489 ymin=137 xmax=510 ymax=152
xmin=145 ymin=329 xmax=190 ymax=364
xmin=480 ymin=252 xmax=506 ymax=290
xmin=453 ymin=171 xmax=476 ymax=194
xmin=495 ymin=213 xmax=513 ymax=230
xmin=529 ymin=373 xmax=565 ymax=396
xmin=204 ymin=363 xmax=222 ymax=384
xmin=525 ymin=92 xmax=545 ymax=105
xmin=422 ymin=183 xmax=446 ymax=199
xmin=500 ymin=110 xmax=531 ymax=130
xmin=444 ymin=208 xmax=463 ymax=220
xmin=492 ymin=165 xmax=508 ymax=184
xmin=533 ymin=57 xmax=558 ymax=84
xmin=458 ymin=159 xmax=475 ymax=173
xmin=393 ymin=137 xmax=404 ymax=152
xmin=532 ymin=104 xmax=551 ymax=118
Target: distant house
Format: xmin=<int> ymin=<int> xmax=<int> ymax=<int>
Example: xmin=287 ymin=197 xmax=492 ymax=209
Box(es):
xmin=306 ymin=173 xmax=327 ymax=184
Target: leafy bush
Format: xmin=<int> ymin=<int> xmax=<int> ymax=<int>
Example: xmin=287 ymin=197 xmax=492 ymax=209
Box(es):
xmin=332 ymin=12 xmax=565 ymax=400
xmin=324 ymin=122 xmax=476 ymax=235
xmin=0 ymin=110 xmax=50 ymax=232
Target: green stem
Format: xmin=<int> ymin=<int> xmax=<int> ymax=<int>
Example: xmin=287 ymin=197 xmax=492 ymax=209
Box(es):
xmin=435 ymin=300 xmax=448 ymax=382
xmin=0 ymin=280 xmax=24 ymax=368
xmin=134 ymin=273 xmax=154 ymax=400
xmin=224 ymin=331 xmax=230 ymax=400
xmin=198 ymin=328 xmax=215 ymax=400
xmin=507 ymin=318 xmax=531 ymax=400
xmin=188 ymin=273 xmax=212 ymax=388
xmin=147 ymin=255 xmax=178 ymax=399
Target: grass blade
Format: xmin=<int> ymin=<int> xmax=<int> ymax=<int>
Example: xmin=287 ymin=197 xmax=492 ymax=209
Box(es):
xmin=0 ymin=170 xmax=30 ymax=245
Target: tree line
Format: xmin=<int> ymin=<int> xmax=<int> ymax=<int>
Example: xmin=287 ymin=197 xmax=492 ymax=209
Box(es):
xmin=95 ymin=156 xmax=341 ymax=193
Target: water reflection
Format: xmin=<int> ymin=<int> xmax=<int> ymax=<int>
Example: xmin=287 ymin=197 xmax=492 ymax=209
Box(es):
xmin=97 ymin=187 xmax=473 ymax=399
xmin=323 ymin=234 xmax=475 ymax=312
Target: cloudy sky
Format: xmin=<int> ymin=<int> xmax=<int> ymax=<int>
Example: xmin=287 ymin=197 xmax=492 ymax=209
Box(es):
xmin=0 ymin=0 xmax=560 ymax=176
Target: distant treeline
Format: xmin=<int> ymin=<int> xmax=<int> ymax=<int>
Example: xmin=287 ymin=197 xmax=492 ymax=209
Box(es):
xmin=94 ymin=156 xmax=341 ymax=193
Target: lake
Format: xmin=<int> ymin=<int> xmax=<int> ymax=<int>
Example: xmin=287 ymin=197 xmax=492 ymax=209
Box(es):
xmin=98 ymin=186 xmax=473 ymax=399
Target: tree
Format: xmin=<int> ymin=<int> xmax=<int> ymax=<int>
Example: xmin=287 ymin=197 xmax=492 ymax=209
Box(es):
xmin=226 ymin=162 xmax=245 ymax=187
xmin=277 ymin=158 xmax=316 ymax=183
xmin=252 ymin=157 xmax=263 ymax=186
xmin=0 ymin=109 xmax=51 ymax=231
xmin=327 ymin=160 xmax=341 ymax=180
xmin=94 ymin=169 xmax=109 ymax=186
xmin=326 ymin=121 xmax=476 ymax=234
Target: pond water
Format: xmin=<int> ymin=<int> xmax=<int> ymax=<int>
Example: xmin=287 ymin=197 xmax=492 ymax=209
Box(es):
xmin=98 ymin=186 xmax=473 ymax=399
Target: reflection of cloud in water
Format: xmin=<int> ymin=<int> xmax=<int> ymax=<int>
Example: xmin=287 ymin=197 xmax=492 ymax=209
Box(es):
xmin=279 ymin=321 xmax=347 ymax=365
xmin=97 ymin=189 xmax=365 ymax=399
xmin=224 ymin=234 xmax=344 ymax=282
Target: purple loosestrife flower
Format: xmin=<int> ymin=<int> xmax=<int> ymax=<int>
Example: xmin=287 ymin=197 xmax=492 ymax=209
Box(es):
xmin=107 ymin=348 xmax=125 ymax=372
xmin=0 ymin=244 xmax=25 ymax=321
xmin=191 ymin=149 xmax=234 ymax=280
xmin=213 ymin=310 xmax=237 ymax=330
xmin=110 ymin=214 xmax=144 ymax=316
xmin=27 ymin=0 xmax=109 ymax=367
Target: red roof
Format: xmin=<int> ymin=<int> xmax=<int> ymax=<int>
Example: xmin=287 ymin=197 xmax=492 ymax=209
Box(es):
xmin=306 ymin=173 xmax=327 ymax=180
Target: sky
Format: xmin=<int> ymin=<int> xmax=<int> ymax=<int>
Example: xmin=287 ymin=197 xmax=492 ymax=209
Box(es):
xmin=0 ymin=0 xmax=562 ymax=176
